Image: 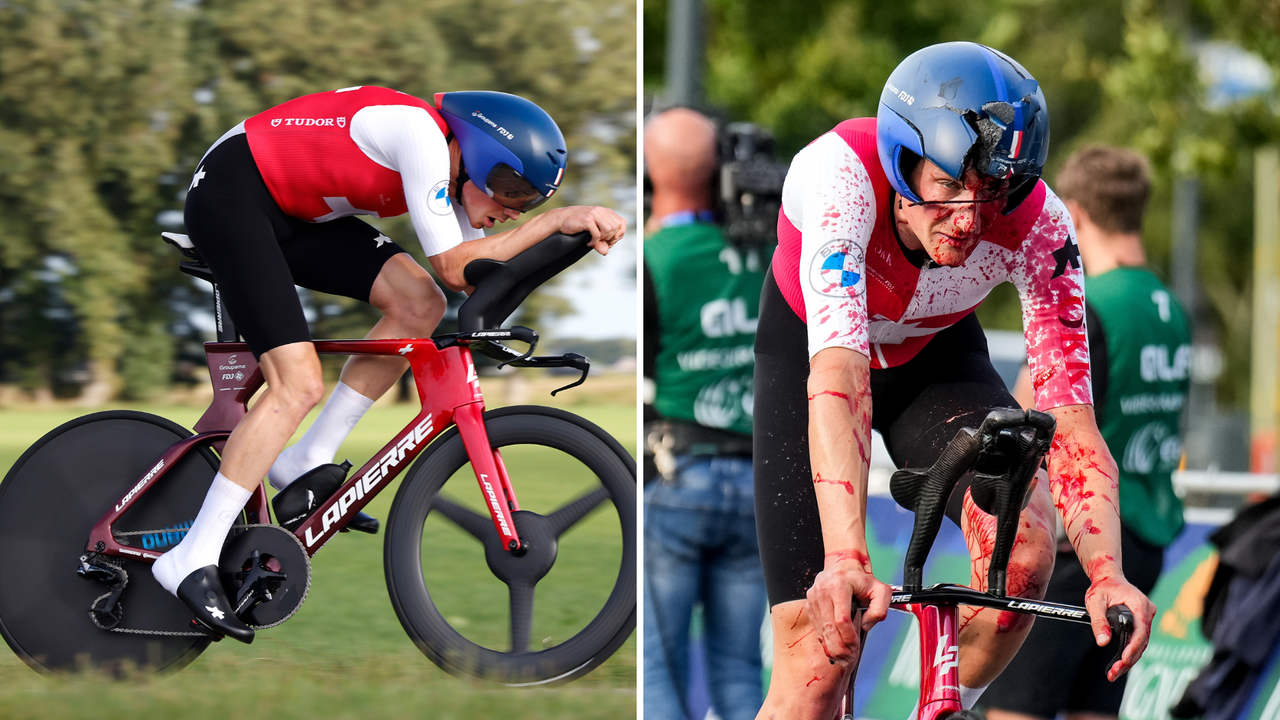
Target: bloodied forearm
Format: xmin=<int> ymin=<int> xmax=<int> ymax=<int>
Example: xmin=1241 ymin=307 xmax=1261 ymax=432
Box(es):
xmin=1046 ymin=404 xmax=1123 ymax=580
xmin=807 ymin=347 xmax=874 ymax=569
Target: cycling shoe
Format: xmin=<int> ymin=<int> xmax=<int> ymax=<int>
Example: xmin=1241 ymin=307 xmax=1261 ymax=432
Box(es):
xmin=342 ymin=511 xmax=379 ymax=534
xmin=176 ymin=566 xmax=254 ymax=643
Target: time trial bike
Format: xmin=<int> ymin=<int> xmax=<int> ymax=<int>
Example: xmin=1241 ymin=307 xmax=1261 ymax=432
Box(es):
xmin=0 ymin=231 xmax=636 ymax=685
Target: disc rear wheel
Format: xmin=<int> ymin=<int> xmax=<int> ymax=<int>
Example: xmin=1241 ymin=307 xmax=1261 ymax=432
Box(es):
xmin=0 ymin=411 xmax=221 ymax=676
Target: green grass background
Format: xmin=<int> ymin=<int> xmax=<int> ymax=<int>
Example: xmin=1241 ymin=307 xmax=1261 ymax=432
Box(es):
xmin=0 ymin=382 xmax=637 ymax=720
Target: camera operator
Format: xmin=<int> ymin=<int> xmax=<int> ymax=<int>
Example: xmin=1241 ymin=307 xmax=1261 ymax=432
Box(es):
xmin=642 ymin=108 xmax=776 ymax=720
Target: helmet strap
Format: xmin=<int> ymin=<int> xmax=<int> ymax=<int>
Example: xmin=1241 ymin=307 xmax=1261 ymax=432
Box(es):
xmin=455 ymin=160 xmax=471 ymax=205
xmin=444 ymin=131 xmax=469 ymax=205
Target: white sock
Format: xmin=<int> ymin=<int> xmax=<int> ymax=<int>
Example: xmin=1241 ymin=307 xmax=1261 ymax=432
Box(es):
xmin=268 ymin=381 xmax=374 ymax=490
xmin=905 ymin=684 xmax=988 ymax=720
xmin=960 ymin=683 xmax=989 ymax=710
xmin=152 ymin=472 xmax=252 ymax=595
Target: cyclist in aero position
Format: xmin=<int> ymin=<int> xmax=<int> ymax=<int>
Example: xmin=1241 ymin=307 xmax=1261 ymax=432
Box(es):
xmin=752 ymin=43 xmax=1156 ymax=718
xmin=153 ymin=86 xmax=625 ymax=641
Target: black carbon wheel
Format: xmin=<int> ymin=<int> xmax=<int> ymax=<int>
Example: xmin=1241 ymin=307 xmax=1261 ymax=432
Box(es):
xmin=0 ymin=411 xmax=222 ymax=676
xmin=384 ymin=406 xmax=636 ymax=685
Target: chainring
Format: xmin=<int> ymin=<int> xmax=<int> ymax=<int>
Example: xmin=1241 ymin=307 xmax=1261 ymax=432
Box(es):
xmin=218 ymin=525 xmax=310 ymax=629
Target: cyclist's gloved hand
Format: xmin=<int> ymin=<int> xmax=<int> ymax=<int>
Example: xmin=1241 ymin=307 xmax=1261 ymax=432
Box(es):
xmin=805 ymin=552 xmax=892 ymax=667
xmin=1084 ymin=575 xmax=1155 ymax=681
xmin=550 ymin=206 xmax=627 ymax=255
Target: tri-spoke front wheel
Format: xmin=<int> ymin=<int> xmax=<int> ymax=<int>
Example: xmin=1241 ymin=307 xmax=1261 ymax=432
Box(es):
xmin=384 ymin=406 xmax=635 ymax=685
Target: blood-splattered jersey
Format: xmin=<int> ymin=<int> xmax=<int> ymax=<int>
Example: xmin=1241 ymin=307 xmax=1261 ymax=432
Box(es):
xmin=227 ymin=86 xmax=483 ymax=257
xmin=773 ymin=118 xmax=1091 ymax=411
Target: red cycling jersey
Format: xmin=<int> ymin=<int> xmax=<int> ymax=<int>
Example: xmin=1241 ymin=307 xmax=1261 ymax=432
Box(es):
xmin=245 ymin=86 xmax=447 ymax=223
xmin=774 ymin=118 xmax=1091 ymax=411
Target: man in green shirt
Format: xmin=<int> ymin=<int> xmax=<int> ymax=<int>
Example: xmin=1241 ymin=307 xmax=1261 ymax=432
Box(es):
xmin=984 ymin=145 xmax=1191 ymax=720
xmin=643 ymin=108 xmax=771 ymax=720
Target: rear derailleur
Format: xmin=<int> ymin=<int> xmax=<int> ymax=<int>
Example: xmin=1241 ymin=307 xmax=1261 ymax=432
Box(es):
xmin=78 ymin=553 xmax=128 ymax=630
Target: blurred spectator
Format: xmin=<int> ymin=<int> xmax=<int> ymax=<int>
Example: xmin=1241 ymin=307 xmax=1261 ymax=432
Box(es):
xmin=642 ymin=108 xmax=770 ymax=720
xmin=983 ymin=145 xmax=1193 ymax=720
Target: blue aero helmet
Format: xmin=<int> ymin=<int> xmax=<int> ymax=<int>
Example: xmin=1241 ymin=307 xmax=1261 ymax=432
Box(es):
xmin=876 ymin=42 xmax=1049 ymax=215
xmin=434 ymin=91 xmax=568 ymax=212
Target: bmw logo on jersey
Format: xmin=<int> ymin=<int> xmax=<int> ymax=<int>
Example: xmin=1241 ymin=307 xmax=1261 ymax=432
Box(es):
xmin=809 ymin=239 xmax=865 ymax=298
xmin=428 ymin=180 xmax=452 ymax=215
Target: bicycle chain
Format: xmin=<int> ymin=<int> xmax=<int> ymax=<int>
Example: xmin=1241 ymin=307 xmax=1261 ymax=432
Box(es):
xmin=110 ymin=522 xmax=254 ymax=539
xmin=84 ymin=562 xmax=209 ymax=638
xmin=83 ymin=523 xmax=261 ymax=639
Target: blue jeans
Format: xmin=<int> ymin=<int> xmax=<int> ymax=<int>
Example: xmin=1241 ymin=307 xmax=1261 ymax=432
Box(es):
xmin=644 ymin=455 xmax=767 ymax=720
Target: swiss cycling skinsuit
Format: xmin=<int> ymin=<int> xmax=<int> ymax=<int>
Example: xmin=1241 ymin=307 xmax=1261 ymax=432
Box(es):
xmin=754 ymin=117 xmax=1090 ymax=605
xmin=185 ymin=86 xmax=483 ymax=358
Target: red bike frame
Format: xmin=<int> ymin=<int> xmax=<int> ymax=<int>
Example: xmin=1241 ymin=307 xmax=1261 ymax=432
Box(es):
xmin=897 ymin=602 xmax=963 ymax=720
xmin=86 ymin=337 xmax=523 ymax=561
xmin=835 ymin=584 xmax=1122 ymax=720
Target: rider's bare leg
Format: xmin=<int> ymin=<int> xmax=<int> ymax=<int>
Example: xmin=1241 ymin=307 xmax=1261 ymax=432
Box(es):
xmin=955 ymin=470 xmax=1057 ymax=691
xmin=153 ymin=342 xmax=323 ymax=593
xmin=269 ymin=254 xmax=446 ymax=484
xmin=756 ymin=600 xmax=856 ymax=720
xmin=217 ymin=342 xmax=326 ymax=489
xmin=338 ymin=253 xmax=447 ymax=400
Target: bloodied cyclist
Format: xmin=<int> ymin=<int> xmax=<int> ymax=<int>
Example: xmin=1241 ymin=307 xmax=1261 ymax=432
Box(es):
xmin=152 ymin=87 xmax=625 ymax=641
xmin=751 ymin=43 xmax=1156 ymax=719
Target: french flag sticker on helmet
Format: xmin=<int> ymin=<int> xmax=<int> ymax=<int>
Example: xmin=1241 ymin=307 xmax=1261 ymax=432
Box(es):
xmin=1008 ymin=130 xmax=1023 ymax=160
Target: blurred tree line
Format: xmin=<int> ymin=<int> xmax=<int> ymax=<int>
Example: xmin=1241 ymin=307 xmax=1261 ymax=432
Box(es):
xmin=0 ymin=0 xmax=635 ymax=401
xmin=645 ymin=0 xmax=1278 ymax=411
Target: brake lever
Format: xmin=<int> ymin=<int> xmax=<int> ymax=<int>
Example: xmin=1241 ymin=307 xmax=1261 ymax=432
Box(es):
xmin=550 ymin=353 xmax=590 ymax=396
xmin=1106 ymin=604 xmax=1134 ymax=673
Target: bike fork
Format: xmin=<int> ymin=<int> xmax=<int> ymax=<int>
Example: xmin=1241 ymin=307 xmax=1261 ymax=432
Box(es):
xmin=909 ymin=603 xmax=963 ymax=720
xmin=452 ymin=403 xmax=524 ymax=552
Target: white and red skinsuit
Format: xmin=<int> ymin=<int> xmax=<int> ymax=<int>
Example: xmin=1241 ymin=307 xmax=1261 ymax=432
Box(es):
xmin=774 ymin=117 xmax=1092 ymax=413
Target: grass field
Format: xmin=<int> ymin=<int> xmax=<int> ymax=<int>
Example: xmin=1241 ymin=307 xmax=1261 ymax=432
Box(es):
xmin=0 ymin=375 xmax=637 ymax=720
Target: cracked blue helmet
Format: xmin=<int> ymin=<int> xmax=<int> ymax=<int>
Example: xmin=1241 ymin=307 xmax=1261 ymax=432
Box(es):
xmin=876 ymin=42 xmax=1049 ymax=215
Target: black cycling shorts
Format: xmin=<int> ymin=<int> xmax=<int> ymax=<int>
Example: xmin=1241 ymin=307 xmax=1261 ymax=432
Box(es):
xmin=753 ymin=268 xmax=1018 ymax=607
xmin=183 ymin=133 xmax=408 ymax=358
xmin=981 ymin=526 xmax=1164 ymax=716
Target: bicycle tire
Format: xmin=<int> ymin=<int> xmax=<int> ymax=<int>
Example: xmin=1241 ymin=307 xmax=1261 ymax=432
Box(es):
xmin=384 ymin=405 xmax=636 ymax=685
xmin=0 ymin=411 xmax=221 ymax=676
